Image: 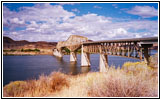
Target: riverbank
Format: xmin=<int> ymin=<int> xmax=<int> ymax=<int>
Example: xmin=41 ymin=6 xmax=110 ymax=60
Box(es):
xmin=3 ymin=49 xmax=53 ymax=56
xmin=3 ymin=54 xmax=158 ymax=97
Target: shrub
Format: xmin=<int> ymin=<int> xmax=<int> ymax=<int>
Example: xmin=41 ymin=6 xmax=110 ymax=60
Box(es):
xmin=3 ymin=81 xmax=27 ymax=97
xmin=63 ymin=47 xmax=70 ymax=54
xmin=149 ymin=53 xmax=158 ymax=68
xmin=87 ymin=67 xmax=158 ymax=97
xmin=3 ymin=50 xmax=10 ymax=52
xmin=21 ymin=48 xmax=40 ymax=52
xmin=34 ymin=48 xmax=40 ymax=52
xmin=21 ymin=48 xmax=24 ymax=52
xmin=10 ymin=49 xmax=16 ymax=52
xmin=49 ymin=72 xmax=69 ymax=91
xmin=3 ymin=72 xmax=69 ymax=97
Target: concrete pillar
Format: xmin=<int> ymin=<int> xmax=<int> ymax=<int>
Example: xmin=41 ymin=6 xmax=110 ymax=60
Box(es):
xmin=141 ymin=44 xmax=153 ymax=65
xmin=140 ymin=48 xmax=143 ymax=60
xmin=143 ymin=47 xmax=150 ymax=64
xmin=99 ymin=54 xmax=108 ymax=72
xmin=70 ymin=52 xmax=77 ymax=62
xmin=81 ymin=45 xmax=90 ymax=66
xmin=53 ymin=49 xmax=63 ymax=57
xmin=134 ymin=47 xmax=136 ymax=57
xmin=128 ymin=46 xmax=130 ymax=57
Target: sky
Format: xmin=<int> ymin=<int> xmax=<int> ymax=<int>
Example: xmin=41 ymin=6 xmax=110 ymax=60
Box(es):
xmin=3 ymin=2 xmax=158 ymax=42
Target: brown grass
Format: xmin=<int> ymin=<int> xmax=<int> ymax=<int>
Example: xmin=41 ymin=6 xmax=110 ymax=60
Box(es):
xmin=3 ymin=54 xmax=158 ymax=97
xmin=87 ymin=54 xmax=158 ymax=97
xmin=3 ymin=72 xmax=69 ymax=97
xmin=87 ymin=67 xmax=158 ymax=97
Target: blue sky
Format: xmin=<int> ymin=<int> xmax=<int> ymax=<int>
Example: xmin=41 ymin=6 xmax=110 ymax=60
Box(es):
xmin=3 ymin=3 xmax=158 ymax=42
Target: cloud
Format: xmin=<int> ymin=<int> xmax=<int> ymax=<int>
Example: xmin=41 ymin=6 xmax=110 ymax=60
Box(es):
xmin=94 ymin=5 xmax=102 ymax=9
xmin=3 ymin=4 xmax=158 ymax=42
xmin=58 ymin=3 xmax=76 ymax=6
xmin=20 ymin=4 xmax=75 ymax=22
xmin=71 ymin=8 xmax=80 ymax=13
xmin=127 ymin=6 xmax=158 ymax=18
xmin=9 ymin=18 xmax=25 ymax=24
xmin=112 ymin=4 xmax=118 ymax=8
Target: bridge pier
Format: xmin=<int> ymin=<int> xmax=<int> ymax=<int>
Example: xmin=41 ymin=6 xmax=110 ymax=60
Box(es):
xmin=141 ymin=43 xmax=153 ymax=65
xmin=99 ymin=54 xmax=109 ymax=72
xmin=53 ymin=49 xmax=63 ymax=58
xmin=81 ymin=45 xmax=90 ymax=66
xmin=54 ymin=35 xmax=157 ymax=73
xmin=70 ymin=52 xmax=77 ymax=62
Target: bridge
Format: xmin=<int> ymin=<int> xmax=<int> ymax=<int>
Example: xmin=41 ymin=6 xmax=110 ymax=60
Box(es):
xmin=53 ymin=35 xmax=158 ymax=72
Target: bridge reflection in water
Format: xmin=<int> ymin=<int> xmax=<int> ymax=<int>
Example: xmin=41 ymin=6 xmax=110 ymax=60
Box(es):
xmin=54 ymin=56 xmax=91 ymax=75
xmin=53 ymin=35 xmax=158 ymax=72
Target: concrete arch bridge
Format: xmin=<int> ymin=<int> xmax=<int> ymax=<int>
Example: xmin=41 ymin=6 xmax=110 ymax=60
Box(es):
xmin=53 ymin=35 xmax=158 ymax=72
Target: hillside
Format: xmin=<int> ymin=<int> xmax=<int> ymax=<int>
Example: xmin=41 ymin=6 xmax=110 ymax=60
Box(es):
xmin=3 ymin=36 xmax=57 ymax=55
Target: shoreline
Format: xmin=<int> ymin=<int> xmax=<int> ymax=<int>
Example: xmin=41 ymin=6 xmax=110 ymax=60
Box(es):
xmin=3 ymin=60 xmax=158 ymax=97
xmin=3 ymin=53 xmax=53 ymax=56
xmin=3 ymin=54 xmax=158 ymax=97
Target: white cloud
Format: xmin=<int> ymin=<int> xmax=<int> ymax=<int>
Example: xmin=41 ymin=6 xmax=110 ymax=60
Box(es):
xmin=58 ymin=3 xmax=77 ymax=6
xmin=127 ymin=6 xmax=158 ymax=18
xmin=40 ymin=24 xmax=50 ymax=29
xmin=94 ymin=5 xmax=102 ymax=9
xmin=9 ymin=18 xmax=25 ymax=24
xmin=3 ymin=4 xmax=158 ymax=42
xmin=28 ymin=21 xmax=38 ymax=28
xmin=112 ymin=4 xmax=118 ymax=9
xmin=26 ymin=27 xmax=36 ymax=31
xmin=71 ymin=8 xmax=80 ymax=13
xmin=20 ymin=4 xmax=75 ymax=22
xmin=11 ymin=32 xmax=18 ymax=35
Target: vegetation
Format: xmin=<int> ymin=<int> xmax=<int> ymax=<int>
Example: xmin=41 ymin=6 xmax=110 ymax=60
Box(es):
xmin=3 ymin=54 xmax=158 ymax=97
xmin=62 ymin=48 xmax=81 ymax=55
xmin=21 ymin=48 xmax=40 ymax=52
xmin=3 ymin=72 xmax=69 ymax=97
xmin=63 ymin=47 xmax=70 ymax=54
xmin=3 ymin=49 xmax=40 ymax=52
xmin=3 ymin=49 xmax=17 ymax=52
xmin=76 ymin=49 xmax=81 ymax=54
xmin=3 ymin=50 xmax=10 ymax=52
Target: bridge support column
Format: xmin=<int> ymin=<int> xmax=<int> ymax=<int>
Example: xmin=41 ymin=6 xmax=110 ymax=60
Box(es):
xmin=70 ymin=52 xmax=77 ymax=62
xmin=81 ymin=45 xmax=90 ymax=66
xmin=53 ymin=49 xmax=63 ymax=58
xmin=99 ymin=54 xmax=109 ymax=72
xmin=141 ymin=44 xmax=153 ymax=65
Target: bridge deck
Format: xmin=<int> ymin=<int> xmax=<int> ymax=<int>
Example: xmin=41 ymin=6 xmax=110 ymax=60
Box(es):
xmin=54 ymin=35 xmax=158 ymax=68
xmin=83 ymin=37 xmax=158 ymax=45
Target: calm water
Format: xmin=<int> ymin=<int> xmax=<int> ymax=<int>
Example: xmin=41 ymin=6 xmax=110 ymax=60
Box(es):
xmin=3 ymin=50 xmax=157 ymax=86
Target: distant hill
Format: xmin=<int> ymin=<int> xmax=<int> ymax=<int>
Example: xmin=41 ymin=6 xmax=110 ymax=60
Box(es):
xmin=3 ymin=36 xmax=57 ymax=50
xmin=3 ymin=36 xmax=15 ymax=44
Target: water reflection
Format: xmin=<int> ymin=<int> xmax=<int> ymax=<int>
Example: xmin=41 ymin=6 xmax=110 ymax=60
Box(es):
xmin=81 ymin=66 xmax=90 ymax=74
xmin=53 ymin=56 xmax=91 ymax=75
xmin=54 ymin=56 xmax=65 ymax=64
xmin=69 ymin=62 xmax=78 ymax=75
xmin=3 ymin=50 xmax=157 ymax=85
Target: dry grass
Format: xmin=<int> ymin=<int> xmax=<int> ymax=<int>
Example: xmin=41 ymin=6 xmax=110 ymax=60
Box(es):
xmin=3 ymin=54 xmax=158 ymax=97
xmin=87 ymin=54 xmax=158 ymax=97
xmin=87 ymin=67 xmax=158 ymax=97
xmin=3 ymin=72 xmax=69 ymax=97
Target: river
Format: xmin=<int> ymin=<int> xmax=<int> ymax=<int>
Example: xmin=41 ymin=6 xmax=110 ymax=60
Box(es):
xmin=3 ymin=50 xmax=157 ymax=86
